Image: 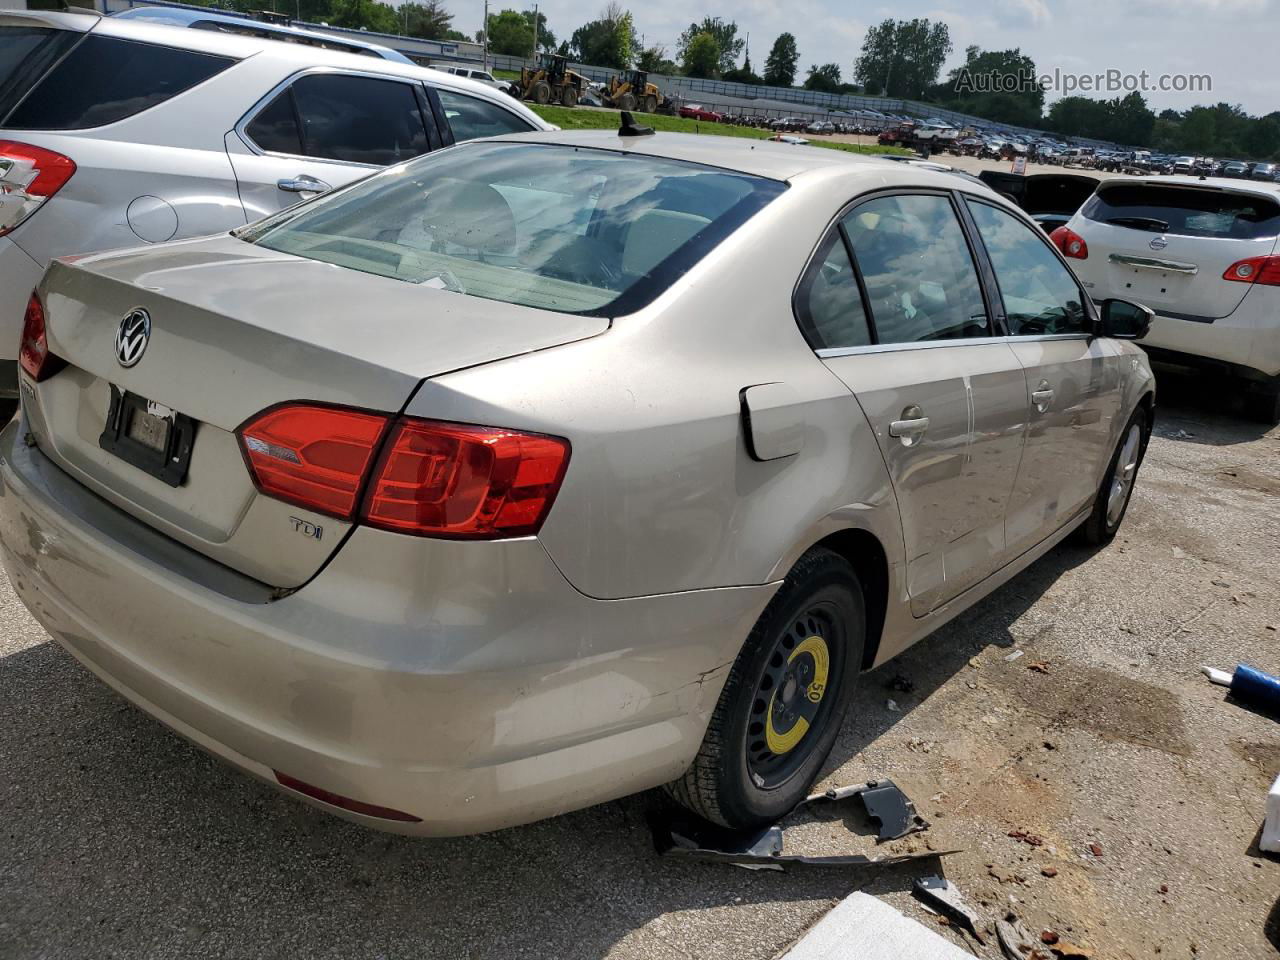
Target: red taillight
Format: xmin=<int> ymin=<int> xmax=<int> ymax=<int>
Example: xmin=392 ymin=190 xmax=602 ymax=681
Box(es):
xmin=362 ymin=420 xmax=570 ymax=539
xmin=238 ymin=404 xmax=390 ymax=519
xmin=19 ymin=291 xmax=63 ymax=382
xmin=1049 ymin=226 xmax=1088 ymax=260
xmin=237 ymin=404 xmax=571 ymax=538
xmin=0 ymin=140 xmax=76 ymax=238
xmin=1223 ymin=255 xmax=1280 ymax=286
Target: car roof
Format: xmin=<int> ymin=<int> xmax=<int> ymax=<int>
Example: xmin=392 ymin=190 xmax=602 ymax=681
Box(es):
xmin=489 ymin=129 xmax=910 ymax=181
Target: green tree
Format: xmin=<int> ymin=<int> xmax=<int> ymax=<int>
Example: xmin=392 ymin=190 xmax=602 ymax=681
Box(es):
xmin=523 ymin=10 xmax=555 ymax=54
xmin=722 ymin=64 xmax=761 ymax=85
xmin=854 ymin=18 xmax=951 ymax=99
xmin=636 ymin=45 xmax=676 ymax=74
xmin=803 ymin=63 xmax=842 ymax=93
xmin=937 ymin=46 xmax=1043 ymax=124
xmin=677 ymin=17 xmax=742 ymax=73
xmin=328 ymin=0 xmax=399 ymax=33
xmin=568 ymin=4 xmax=635 ymax=69
xmin=681 ymin=31 xmax=720 ymax=79
xmin=400 ymin=0 xmax=455 ymax=40
xmin=762 ymin=32 xmax=798 ymax=86
xmin=484 ymin=9 xmax=533 ymax=56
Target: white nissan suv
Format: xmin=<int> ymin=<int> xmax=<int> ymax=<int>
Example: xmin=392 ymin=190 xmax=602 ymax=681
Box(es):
xmin=1053 ymin=176 xmax=1280 ymax=422
xmin=0 ymin=9 xmax=549 ymax=413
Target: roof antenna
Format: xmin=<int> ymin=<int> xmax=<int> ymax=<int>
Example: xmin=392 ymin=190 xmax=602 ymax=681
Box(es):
xmin=619 ymin=111 xmax=654 ymax=137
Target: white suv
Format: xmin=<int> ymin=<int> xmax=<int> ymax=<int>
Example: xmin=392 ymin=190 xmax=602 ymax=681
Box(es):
xmin=0 ymin=10 xmax=549 ymax=409
xmin=1053 ymin=176 xmax=1280 ymax=421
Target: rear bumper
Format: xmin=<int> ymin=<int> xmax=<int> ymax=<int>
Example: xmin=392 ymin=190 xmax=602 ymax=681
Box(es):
xmin=1132 ymin=288 xmax=1280 ymax=380
xmin=0 ymin=237 xmax=44 ymax=377
xmin=0 ymin=419 xmax=775 ymax=835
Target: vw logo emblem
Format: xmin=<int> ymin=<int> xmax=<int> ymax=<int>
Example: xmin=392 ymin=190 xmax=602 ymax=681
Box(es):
xmin=115 ymin=308 xmax=151 ymax=368
xmin=1149 ymin=236 xmax=1169 ymax=251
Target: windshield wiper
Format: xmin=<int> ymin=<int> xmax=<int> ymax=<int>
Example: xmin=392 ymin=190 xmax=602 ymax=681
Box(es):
xmin=1107 ymin=216 xmax=1170 ymax=232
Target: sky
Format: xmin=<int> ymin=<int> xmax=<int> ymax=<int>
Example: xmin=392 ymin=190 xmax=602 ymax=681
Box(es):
xmin=457 ymin=0 xmax=1278 ymax=115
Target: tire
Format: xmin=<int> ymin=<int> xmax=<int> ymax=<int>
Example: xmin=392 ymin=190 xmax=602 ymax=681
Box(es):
xmin=642 ymin=94 xmax=657 ymax=114
xmin=1076 ymin=406 xmax=1149 ymax=546
xmin=667 ymin=547 xmax=866 ymax=829
xmin=532 ymin=81 xmax=551 ymax=105
xmin=560 ymin=85 xmax=578 ymax=108
xmin=617 ymin=93 xmax=636 ymax=112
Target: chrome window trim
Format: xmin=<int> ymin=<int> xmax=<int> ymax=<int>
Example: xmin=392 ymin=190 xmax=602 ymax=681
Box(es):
xmin=816 ymin=332 xmax=1089 ymax=360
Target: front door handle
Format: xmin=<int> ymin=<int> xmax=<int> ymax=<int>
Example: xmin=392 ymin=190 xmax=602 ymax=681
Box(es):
xmin=1031 ymin=382 xmax=1055 ymax=412
xmin=889 ymin=405 xmax=929 ymax=445
xmin=277 ymin=174 xmax=332 ymax=194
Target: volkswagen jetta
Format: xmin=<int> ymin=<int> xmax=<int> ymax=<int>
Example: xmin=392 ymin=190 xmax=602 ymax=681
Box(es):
xmin=0 ymin=131 xmax=1155 ymax=834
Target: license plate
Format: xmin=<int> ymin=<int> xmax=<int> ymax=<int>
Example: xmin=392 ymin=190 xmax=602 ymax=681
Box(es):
xmin=126 ymin=406 xmax=170 ymax=453
xmin=99 ymin=386 xmax=196 ymax=487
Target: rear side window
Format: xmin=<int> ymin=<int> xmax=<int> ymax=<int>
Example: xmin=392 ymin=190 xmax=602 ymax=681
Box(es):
xmin=844 ymin=194 xmax=990 ymax=344
xmin=249 ymin=74 xmax=430 ymax=166
xmin=4 ymin=35 xmax=234 ymax=130
xmin=1081 ymin=184 xmax=1280 ymax=240
xmin=795 ymin=232 xmax=872 ymax=350
xmin=0 ymin=26 xmax=80 ymax=122
xmin=435 ymin=89 xmax=533 ymax=142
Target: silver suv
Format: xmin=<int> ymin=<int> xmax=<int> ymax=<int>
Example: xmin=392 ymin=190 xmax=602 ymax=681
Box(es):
xmin=0 ymin=10 xmax=549 ymax=410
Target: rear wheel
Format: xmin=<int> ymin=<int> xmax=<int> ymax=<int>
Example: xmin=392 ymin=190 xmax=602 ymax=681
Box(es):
xmin=532 ymin=81 xmax=551 ymax=105
xmin=667 ymin=547 xmax=865 ymax=829
xmin=560 ymin=84 xmax=578 ymax=108
xmin=1077 ymin=407 xmax=1148 ymax=545
xmin=617 ymin=93 xmax=636 ymax=112
xmin=642 ymin=94 xmax=658 ymax=114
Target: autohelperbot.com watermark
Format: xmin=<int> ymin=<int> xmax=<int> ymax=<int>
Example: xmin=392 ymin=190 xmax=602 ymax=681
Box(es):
xmin=955 ymin=67 xmax=1211 ymax=97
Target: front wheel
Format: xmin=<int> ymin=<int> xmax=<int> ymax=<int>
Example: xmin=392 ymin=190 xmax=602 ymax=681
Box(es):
xmin=642 ymin=94 xmax=658 ymax=114
xmin=1076 ymin=407 xmax=1149 ymax=545
xmin=667 ymin=547 xmax=865 ymax=829
xmin=560 ymin=85 xmax=578 ymax=108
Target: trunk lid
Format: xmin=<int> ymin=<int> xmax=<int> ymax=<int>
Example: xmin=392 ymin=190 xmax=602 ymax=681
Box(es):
xmin=1071 ymin=179 xmax=1280 ymax=319
xmin=27 ymin=234 xmax=608 ymax=587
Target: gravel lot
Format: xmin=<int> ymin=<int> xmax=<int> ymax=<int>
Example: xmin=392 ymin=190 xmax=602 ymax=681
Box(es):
xmin=1 ymin=373 xmax=1278 ymax=953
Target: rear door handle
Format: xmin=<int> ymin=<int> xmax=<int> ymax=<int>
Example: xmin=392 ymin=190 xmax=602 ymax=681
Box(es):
xmin=889 ymin=405 xmax=929 ymax=445
xmin=1031 ymin=383 xmax=1055 ymax=411
xmin=277 ymin=174 xmax=332 ymax=194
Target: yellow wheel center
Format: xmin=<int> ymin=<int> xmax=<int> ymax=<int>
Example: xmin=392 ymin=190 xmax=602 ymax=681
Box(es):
xmin=764 ymin=635 xmax=830 ymax=755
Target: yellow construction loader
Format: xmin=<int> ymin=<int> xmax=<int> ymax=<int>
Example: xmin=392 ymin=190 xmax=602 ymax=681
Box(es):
xmin=517 ymin=54 xmax=589 ymax=108
xmin=602 ymin=70 xmax=663 ymax=114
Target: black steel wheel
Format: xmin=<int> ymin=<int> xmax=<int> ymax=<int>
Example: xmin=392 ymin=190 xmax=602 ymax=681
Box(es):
xmin=667 ymin=547 xmax=866 ymax=829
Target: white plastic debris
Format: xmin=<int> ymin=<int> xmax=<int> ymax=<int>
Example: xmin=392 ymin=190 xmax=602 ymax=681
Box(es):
xmin=778 ymin=892 xmax=971 ymax=959
xmin=1262 ymin=774 xmax=1280 ymax=855
xmin=1004 ymin=650 xmax=1024 ymax=662
xmin=1201 ymin=665 xmax=1233 ymax=687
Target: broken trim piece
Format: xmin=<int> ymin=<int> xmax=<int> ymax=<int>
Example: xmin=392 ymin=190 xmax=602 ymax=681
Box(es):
xmin=802 ymin=779 xmax=930 ymax=842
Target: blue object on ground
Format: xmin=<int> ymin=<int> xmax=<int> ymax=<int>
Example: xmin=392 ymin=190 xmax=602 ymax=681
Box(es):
xmin=1231 ymin=663 xmax=1280 ymax=713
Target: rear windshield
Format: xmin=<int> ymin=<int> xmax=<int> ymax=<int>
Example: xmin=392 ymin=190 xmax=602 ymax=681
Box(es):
xmin=1081 ymin=183 xmax=1280 ymax=240
xmin=2 ymin=35 xmax=235 ymax=130
xmin=241 ymin=142 xmax=786 ymax=317
xmin=0 ymin=25 xmax=80 ymax=121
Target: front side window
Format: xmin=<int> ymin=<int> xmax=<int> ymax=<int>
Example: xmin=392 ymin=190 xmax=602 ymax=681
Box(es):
xmin=435 ymin=88 xmax=534 ymax=142
xmin=844 ymin=194 xmax=989 ymax=345
xmin=4 ymin=35 xmax=234 ymax=130
xmin=240 ymin=142 xmax=785 ymax=316
xmin=967 ymin=200 xmax=1088 ymax=336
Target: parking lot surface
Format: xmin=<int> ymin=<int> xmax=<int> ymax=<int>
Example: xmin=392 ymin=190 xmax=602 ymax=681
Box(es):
xmin=1 ymin=380 xmax=1278 ymax=959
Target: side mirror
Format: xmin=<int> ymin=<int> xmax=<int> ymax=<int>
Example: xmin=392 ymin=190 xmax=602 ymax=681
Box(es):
xmin=1098 ymin=298 xmax=1153 ymax=340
